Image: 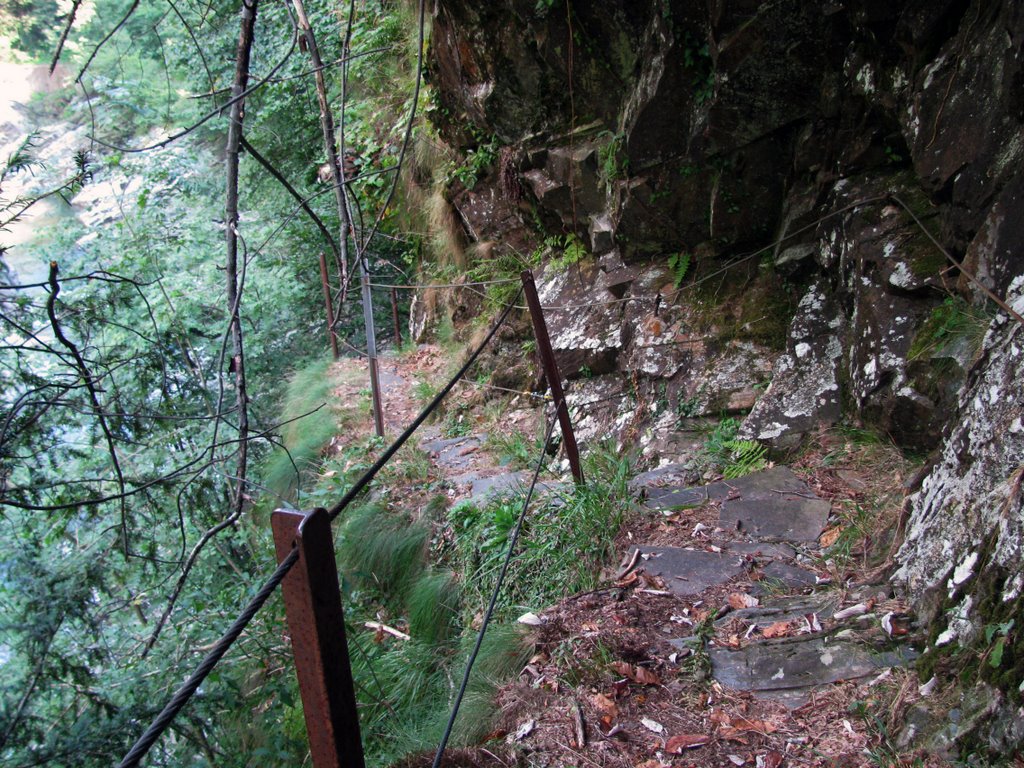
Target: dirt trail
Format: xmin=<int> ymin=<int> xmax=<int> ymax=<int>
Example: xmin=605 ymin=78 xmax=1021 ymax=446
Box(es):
xmin=333 ymin=349 xmax=941 ymax=768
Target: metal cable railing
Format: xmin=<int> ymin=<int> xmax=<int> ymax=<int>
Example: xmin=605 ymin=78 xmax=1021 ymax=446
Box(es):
xmin=117 ymin=289 xmax=523 ymax=768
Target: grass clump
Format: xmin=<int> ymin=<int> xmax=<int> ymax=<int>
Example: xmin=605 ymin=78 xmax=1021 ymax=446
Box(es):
xmin=486 ymin=429 xmax=535 ymax=469
xmin=338 ymin=503 xmax=429 ymax=602
xmin=448 ymin=445 xmax=631 ymax=618
xmin=909 ymin=296 xmax=992 ymax=363
xmin=259 ymin=356 xmax=340 ymax=503
xmin=329 ymin=499 xmax=531 ymax=765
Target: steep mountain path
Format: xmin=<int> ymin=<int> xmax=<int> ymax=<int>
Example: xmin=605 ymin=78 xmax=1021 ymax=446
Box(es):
xmin=335 ymin=349 xmax=940 ymax=767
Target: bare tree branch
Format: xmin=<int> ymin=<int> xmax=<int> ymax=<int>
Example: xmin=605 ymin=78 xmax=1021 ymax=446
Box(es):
xmin=290 ymin=0 xmax=352 ymax=303
xmin=238 ymin=135 xmax=340 ymax=265
xmin=46 ymin=261 xmax=130 ymax=555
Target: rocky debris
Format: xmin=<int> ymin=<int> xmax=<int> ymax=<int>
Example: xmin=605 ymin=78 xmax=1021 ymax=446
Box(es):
xmin=633 ymin=465 xmax=917 ymax=707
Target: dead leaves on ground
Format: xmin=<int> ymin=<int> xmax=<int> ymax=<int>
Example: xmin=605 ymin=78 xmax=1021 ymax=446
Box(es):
xmin=610 ymin=661 xmax=661 ymax=686
xmin=710 ymin=709 xmax=779 ymax=743
xmin=727 ymin=592 xmax=760 ymax=610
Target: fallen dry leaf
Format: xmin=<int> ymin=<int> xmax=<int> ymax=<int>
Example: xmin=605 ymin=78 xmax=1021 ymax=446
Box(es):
xmin=762 ymin=621 xmax=792 ymax=638
xmin=640 ymin=717 xmax=665 ymax=734
xmin=819 ymin=526 xmax=843 ymax=548
xmin=728 ymin=592 xmax=760 ymax=610
xmin=719 ymin=727 xmax=750 ymax=744
xmin=610 ymin=661 xmax=661 ymax=685
xmin=634 ymin=761 xmax=668 ymax=768
xmin=759 ymin=750 xmax=784 ymax=768
xmin=730 ymin=716 xmax=778 ymax=734
xmin=665 ymin=733 xmax=710 ymax=752
xmin=591 ymin=693 xmax=618 ymax=718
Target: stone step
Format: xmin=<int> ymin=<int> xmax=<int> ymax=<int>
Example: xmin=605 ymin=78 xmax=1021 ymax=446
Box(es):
xmin=709 ymin=633 xmax=919 ymax=707
xmin=625 ymin=540 xmax=819 ymax=597
xmin=639 ymin=465 xmax=830 ymax=543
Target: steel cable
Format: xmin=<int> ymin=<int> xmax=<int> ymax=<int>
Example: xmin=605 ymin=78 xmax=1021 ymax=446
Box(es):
xmin=431 ymin=409 xmax=562 ymax=768
xmin=116 ymin=289 xmax=522 ymax=766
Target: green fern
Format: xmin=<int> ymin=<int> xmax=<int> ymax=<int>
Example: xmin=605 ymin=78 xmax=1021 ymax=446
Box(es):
xmin=668 ymin=252 xmax=692 ymax=287
xmin=722 ymin=439 xmax=768 ymax=479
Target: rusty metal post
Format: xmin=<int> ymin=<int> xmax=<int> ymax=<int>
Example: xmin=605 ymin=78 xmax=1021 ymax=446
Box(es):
xmin=357 ymin=253 xmax=385 ymax=437
xmin=390 ymin=287 xmax=402 ymax=348
xmin=272 ymin=508 xmax=365 ymax=768
xmin=318 ymin=252 xmax=340 ymax=360
xmin=520 ymin=270 xmax=584 ymax=485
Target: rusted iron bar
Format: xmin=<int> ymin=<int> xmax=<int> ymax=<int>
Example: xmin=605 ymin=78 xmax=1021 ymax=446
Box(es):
xmin=272 ymin=508 xmax=365 ymax=768
xmin=318 ymin=252 xmax=340 ymax=360
xmin=520 ymin=270 xmax=584 ymax=485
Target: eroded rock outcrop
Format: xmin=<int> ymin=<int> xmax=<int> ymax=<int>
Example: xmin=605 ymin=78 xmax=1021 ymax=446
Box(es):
xmin=426 ymin=1 xmax=1024 ymax=752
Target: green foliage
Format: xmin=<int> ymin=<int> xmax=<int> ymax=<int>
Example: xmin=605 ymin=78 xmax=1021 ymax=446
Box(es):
xmin=668 ymin=251 xmax=692 ymax=288
xmin=699 ymin=418 xmax=768 ymax=479
xmin=328 ymin=499 xmax=530 ymax=764
xmin=0 ymin=1 xmax=432 ymax=765
xmin=984 ymin=620 xmax=1015 ymax=669
xmin=487 ymin=429 xmax=534 ymax=469
xmin=848 ymin=699 xmax=927 ymax=768
xmin=909 ymin=296 xmax=992 ymax=363
xmin=0 ymin=0 xmax=60 ymax=57
xmin=682 ymin=31 xmax=715 ymax=104
xmin=541 ymin=232 xmax=589 ymax=272
xmin=449 ymin=132 xmax=497 ymax=190
xmin=597 ymin=130 xmax=628 ymax=186
xmin=448 ymin=446 xmax=631 ymax=618
xmin=339 ymin=504 xmax=429 ymax=602
xmin=260 ymin=357 xmax=339 ymax=503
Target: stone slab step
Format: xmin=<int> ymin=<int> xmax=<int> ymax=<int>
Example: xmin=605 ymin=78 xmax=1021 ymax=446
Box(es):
xmin=709 ymin=634 xmax=918 ymax=701
xmin=630 ymin=544 xmax=749 ymax=596
xmin=420 ymin=433 xmax=487 ymax=473
xmin=628 ymin=538 xmax=820 ymax=597
xmin=642 ymin=466 xmax=830 ymax=544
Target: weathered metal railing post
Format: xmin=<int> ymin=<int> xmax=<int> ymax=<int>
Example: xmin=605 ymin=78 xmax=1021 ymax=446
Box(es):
xmin=520 ymin=270 xmax=584 ymax=485
xmin=271 ymin=508 xmax=365 ymax=768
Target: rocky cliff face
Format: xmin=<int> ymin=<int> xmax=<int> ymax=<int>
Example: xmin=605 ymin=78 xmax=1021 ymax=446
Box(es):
xmin=426 ymin=0 xmax=1023 ymax=754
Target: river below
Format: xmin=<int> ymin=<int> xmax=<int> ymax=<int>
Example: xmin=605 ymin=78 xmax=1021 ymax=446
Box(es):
xmin=0 ymin=60 xmax=85 ymax=284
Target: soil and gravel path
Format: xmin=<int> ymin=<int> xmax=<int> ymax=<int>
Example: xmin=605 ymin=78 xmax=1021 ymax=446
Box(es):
xmin=336 ymin=348 xmax=942 ymax=768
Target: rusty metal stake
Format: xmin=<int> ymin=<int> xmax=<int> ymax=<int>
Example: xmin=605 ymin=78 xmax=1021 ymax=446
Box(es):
xmin=318 ymin=252 xmax=340 ymax=360
xmin=272 ymin=508 xmax=365 ymax=768
xmin=520 ymin=270 xmax=584 ymax=485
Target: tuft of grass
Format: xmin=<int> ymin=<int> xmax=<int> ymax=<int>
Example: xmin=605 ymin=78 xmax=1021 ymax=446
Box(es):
xmin=449 ymin=448 xmax=632 ymax=618
xmin=259 ymin=357 xmax=340 ymax=503
xmin=848 ymin=698 xmax=928 ymax=768
xmin=486 ymin=429 xmax=534 ymax=469
xmin=407 ymin=571 xmax=460 ymax=647
xmin=909 ymin=296 xmax=992 ymax=363
xmin=338 ymin=503 xmax=428 ymax=602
